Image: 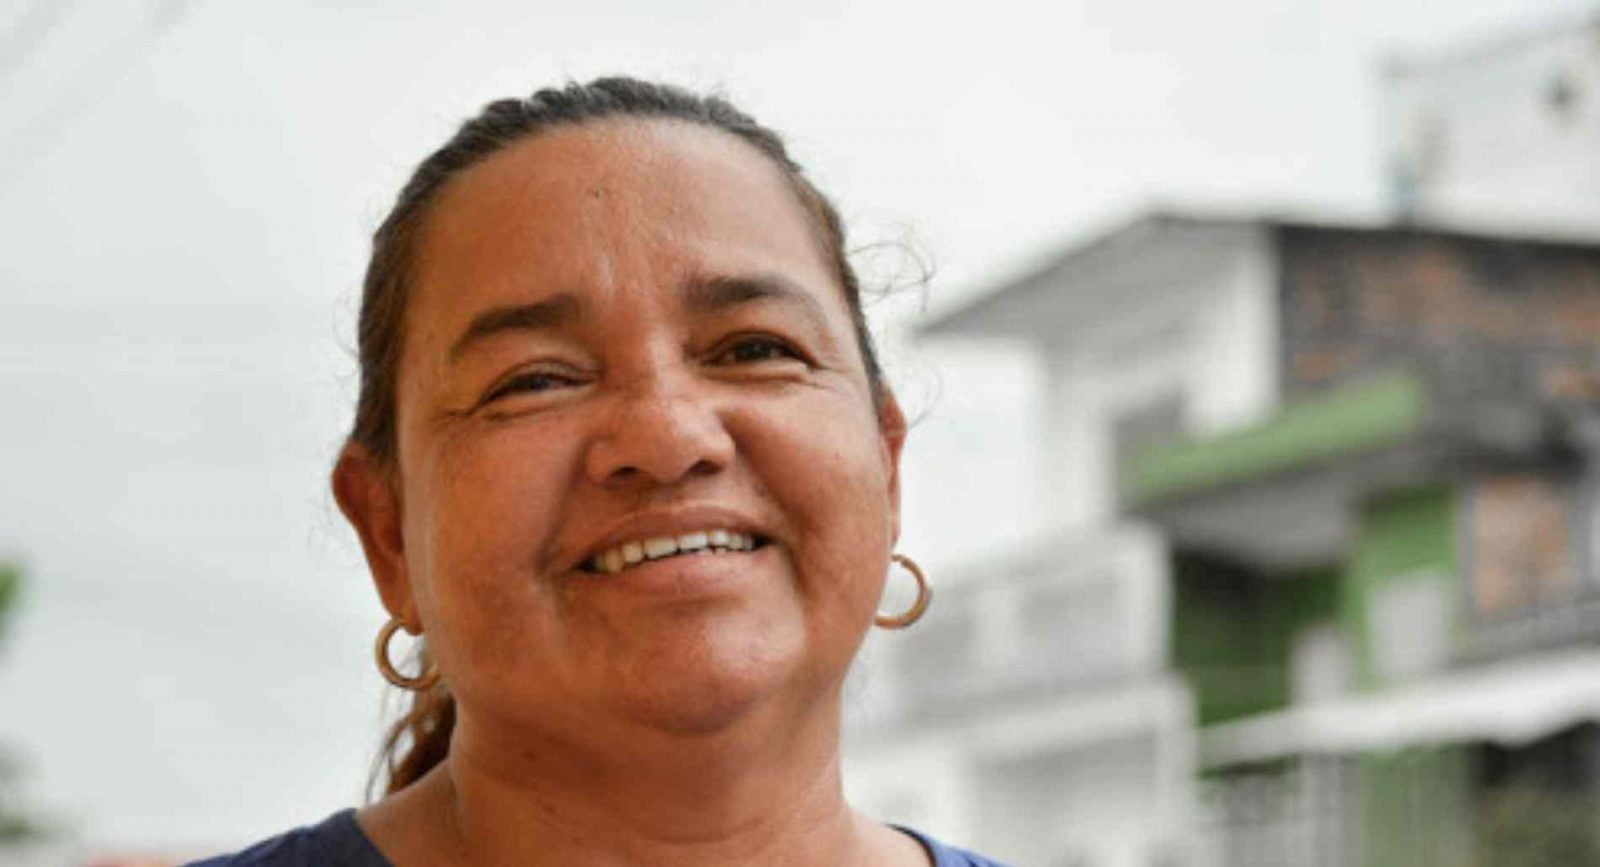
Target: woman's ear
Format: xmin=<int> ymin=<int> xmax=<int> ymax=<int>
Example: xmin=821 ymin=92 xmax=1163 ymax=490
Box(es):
xmin=332 ymin=443 xmax=417 ymax=628
xmin=877 ymin=390 xmax=908 ymax=544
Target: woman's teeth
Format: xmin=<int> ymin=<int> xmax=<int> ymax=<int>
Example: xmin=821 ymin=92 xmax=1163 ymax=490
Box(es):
xmin=589 ymin=530 xmax=757 ymax=575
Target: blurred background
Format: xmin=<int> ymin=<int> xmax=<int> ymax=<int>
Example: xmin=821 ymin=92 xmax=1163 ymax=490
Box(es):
xmin=2 ymin=1 xmax=1598 ymax=865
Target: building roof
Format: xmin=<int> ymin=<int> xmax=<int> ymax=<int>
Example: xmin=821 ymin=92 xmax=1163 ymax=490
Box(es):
xmin=917 ymin=210 xmax=1258 ymax=339
xmin=919 ymin=208 xmax=1600 ymax=341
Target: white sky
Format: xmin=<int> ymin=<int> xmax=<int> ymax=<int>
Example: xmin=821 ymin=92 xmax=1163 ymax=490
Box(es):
xmin=0 ymin=0 xmax=1593 ymax=853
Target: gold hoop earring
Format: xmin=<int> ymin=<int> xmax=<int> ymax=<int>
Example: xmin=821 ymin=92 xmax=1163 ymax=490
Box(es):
xmin=374 ymin=616 xmax=441 ymax=691
xmin=875 ymin=553 xmax=931 ymax=629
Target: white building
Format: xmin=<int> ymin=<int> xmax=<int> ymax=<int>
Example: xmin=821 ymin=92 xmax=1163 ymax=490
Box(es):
xmin=843 ymin=213 xmax=1282 ymax=867
xmin=845 ymin=15 xmax=1600 ymax=866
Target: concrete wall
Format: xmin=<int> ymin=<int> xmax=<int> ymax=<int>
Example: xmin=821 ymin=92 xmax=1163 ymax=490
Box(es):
xmin=1039 ymin=224 xmax=1279 ymax=526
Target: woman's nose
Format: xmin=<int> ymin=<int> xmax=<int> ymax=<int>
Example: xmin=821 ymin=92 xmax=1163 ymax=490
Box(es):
xmin=583 ymin=377 xmax=736 ymax=488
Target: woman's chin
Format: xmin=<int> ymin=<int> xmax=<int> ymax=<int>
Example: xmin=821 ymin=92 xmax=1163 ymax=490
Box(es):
xmin=605 ymin=618 xmax=816 ymax=736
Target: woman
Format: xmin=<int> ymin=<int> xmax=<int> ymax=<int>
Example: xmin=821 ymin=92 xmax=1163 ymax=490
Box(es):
xmin=193 ymin=77 xmax=1003 ymax=866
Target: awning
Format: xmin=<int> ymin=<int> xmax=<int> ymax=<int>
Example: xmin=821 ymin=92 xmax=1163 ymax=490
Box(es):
xmin=1201 ymin=649 xmax=1600 ymax=767
xmin=1121 ymin=371 xmax=1429 ymax=507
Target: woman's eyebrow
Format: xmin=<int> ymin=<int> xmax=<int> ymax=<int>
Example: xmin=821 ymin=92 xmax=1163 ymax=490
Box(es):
xmin=448 ymin=293 xmax=582 ymax=363
xmin=683 ymin=272 xmax=829 ymax=329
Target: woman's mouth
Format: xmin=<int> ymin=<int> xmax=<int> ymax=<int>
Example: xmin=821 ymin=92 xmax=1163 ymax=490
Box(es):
xmin=583 ymin=529 xmax=770 ymax=575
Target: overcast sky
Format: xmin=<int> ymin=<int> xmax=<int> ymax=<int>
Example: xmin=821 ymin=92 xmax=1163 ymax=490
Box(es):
xmin=0 ymin=0 xmax=1594 ymax=853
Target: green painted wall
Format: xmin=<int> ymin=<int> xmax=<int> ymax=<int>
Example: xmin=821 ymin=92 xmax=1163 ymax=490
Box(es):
xmin=1174 ymin=480 xmax=1468 ymax=861
xmin=1343 ymin=486 xmax=1459 ymax=691
xmin=1172 ymin=486 xmax=1461 ymax=713
xmin=1344 ymin=488 xmax=1468 ymax=866
xmin=1172 ymin=555 xmax=1341 ymax=726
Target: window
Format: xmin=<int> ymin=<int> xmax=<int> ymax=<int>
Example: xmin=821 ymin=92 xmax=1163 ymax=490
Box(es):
xmin=1468 ymin=473 xmax=1575 ymax=616
xmin=1112 ymin=391 xmax=1187 ymax=474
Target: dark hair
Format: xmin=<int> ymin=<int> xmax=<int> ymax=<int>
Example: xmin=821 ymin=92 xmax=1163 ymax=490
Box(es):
xmin=353 ymin=77 xmax=886 ymax=797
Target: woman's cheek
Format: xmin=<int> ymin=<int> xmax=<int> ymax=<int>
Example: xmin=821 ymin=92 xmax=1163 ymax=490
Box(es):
xmin=757 ymin=396 xmax=893 ymax=584
xmin=422 ymin=425 xmax=574 ymax=635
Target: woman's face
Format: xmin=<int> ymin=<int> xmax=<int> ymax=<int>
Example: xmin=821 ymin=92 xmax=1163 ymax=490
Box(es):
xmin=348 ymin=119 xmax=904 ymax=738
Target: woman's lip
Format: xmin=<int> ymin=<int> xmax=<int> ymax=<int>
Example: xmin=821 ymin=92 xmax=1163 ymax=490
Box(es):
xmin=573 ymin=544 xmax=774 ymax=599
xmin=568 ymin=504 xmax=773 ymax=572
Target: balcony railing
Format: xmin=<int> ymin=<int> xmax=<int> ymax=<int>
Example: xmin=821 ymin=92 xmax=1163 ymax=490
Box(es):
xmin=1456 ymin=584 xmax=1600 ymax=662
xmin=854 ymin=523 xmax=1170 ymax=728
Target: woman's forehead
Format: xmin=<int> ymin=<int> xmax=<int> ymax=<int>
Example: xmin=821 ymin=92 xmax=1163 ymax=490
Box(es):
xmin=408 ymin=118 xmax=836 ymax=324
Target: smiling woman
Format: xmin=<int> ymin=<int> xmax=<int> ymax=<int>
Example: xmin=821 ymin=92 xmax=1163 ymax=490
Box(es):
xmin=184 ymin=79 xmax=1004 ymax=866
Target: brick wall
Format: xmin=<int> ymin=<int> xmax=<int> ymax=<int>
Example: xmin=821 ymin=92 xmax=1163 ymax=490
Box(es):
xmin=1276 ymin=225 xmax=1600 ymax=409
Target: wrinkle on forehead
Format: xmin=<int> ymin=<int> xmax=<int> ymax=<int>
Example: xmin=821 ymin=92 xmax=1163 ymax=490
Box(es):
xmin=411 ymin=118 xmax=831 ymax=313
xmin=579 ymin=184 xmax=617 ymax=293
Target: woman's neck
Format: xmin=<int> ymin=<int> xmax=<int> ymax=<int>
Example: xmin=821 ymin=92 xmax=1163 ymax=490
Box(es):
xmin=360 ymin=692 xmax=924 ymax=866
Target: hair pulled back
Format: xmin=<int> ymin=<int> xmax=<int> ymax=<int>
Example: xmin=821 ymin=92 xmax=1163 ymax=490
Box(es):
xmin=351 ymin=77 xmax=885 ymax=796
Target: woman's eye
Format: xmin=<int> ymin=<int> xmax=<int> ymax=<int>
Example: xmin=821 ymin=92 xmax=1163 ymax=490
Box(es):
xmin=717 ymin=336 xmax=802 ymax=365
xmin=484 ymin=370 xmax=580 ymax=403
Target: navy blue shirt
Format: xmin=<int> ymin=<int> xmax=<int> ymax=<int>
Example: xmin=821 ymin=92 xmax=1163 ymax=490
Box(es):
xmin=187 ymin=809 xmax=1010 ymax=866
